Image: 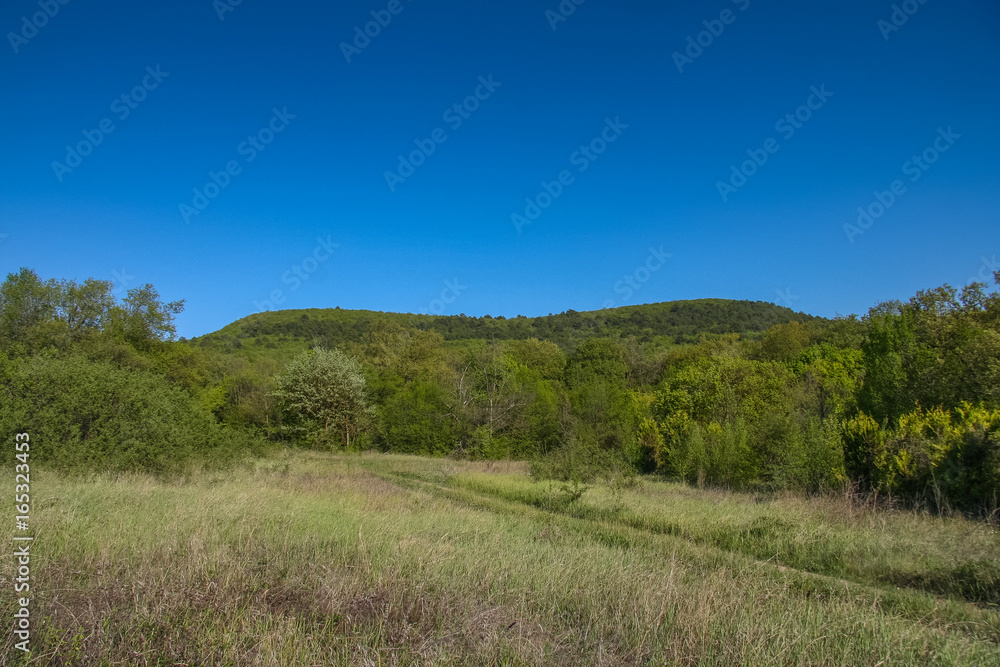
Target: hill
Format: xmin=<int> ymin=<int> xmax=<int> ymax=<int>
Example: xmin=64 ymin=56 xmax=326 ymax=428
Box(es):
xmin=187 ymin=298 xmax=821 ymax=359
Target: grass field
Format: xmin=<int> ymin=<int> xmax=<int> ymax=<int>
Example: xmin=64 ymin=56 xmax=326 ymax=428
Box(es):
xmin=3 ymin=451 xmax=1000 ymax=666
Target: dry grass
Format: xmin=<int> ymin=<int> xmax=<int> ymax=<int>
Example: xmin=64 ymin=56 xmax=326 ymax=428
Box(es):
xmin=2 ymin=450 xmax=998 ymax=665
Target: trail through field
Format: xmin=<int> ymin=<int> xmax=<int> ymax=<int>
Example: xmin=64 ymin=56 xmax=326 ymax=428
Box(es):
xmin=356 ymin=455 xmax=1000 ymax=647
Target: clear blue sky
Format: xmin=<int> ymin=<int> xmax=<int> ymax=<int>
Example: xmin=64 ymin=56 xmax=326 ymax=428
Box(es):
xmin=2 ymin=0 xmax=998 ymax=338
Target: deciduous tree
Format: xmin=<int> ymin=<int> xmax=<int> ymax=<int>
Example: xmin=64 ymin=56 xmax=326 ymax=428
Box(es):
xmin=273 ymin=347 xmax=370 ymax=449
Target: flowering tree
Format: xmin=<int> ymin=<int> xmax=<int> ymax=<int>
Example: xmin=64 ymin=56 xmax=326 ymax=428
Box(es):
xmin=273 ymin=347 xmax=370 ymax=449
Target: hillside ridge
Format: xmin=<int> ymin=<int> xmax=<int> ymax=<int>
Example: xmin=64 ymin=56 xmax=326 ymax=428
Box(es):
xmin=189 ymin=298 xmax=821 ymax=354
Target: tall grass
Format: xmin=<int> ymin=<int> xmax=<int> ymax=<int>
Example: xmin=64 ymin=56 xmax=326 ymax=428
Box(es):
xmin=438 ymin=466 xmax=1000 ymax=604
xmin=2 ymin=451 xmax=998 ymax=665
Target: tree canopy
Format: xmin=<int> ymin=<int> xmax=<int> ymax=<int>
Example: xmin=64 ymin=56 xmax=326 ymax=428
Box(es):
xmin=272 ymin=347 xmax=370 ymax=449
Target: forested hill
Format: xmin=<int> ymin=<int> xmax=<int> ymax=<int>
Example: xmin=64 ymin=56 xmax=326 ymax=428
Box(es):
xmin=189 ymin=299 xmax=821 ymax=355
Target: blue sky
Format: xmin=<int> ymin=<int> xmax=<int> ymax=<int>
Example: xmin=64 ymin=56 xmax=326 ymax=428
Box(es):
xmin=1 ymin=0 xmax=998 ymax=338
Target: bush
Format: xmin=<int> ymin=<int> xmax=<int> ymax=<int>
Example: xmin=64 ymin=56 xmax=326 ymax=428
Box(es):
xmin=272 ymin=347 xmax=371 ymax=449
xmin=0 ymin=354 xmax=264 ymax=475
xmin=376 ymin=378 xmax=454 ymax=455
xmin=842 ymin=404 xmax=1000 ymax=513
xmin=529 ymin=437 xmax=619 ymax=484
xmin=671 ymin=420 xmax=752 ymax=489
xmin=886 ymin=404 xmax=1000 ymax=512
xmin=797 ymin=418 xmax=847 ymax=492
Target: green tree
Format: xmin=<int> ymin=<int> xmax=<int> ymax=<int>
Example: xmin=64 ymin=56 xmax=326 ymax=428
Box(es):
xmin=519 ymin=371 xmax=565 ymax=456
xmin=360 ymin=320 xmax=448 ymax=385
xmin=758 ymin=321 xmax=811 ymax=363
xmin=448 ymin=343 xmax=531 ymax=458
xmin=378 ymin=378 xmax=455 ymax=455
xmin=110 ymin=284 xmax=185 ymax=349
xmin=793 ymin=343 xmax=862 ymax=422
xmin=0 ymin=268 xmax=57 ymax=354
xmin=505 ymin=338 xmax=566 ymax=381
xmin=0 ymin=269 xmax=183 ymax=355
xmin=565 ymin=338 xmax=627 ymax=389
xmin=0 ymin=353 xmax=261 ymax=474
xmin=859 ymin=281 xmax=1000 ymax=428
xmin=55 ymin=277 xmax=116 ymax=343
xmin=273 ymin=347 xmax=370 ymax=449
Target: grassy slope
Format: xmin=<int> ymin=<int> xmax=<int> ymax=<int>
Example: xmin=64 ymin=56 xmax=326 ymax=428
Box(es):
xmin=4 ymin=452 xmax=998 ymax=666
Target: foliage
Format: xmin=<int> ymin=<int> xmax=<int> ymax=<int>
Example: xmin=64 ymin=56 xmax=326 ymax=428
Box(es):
xmin=0 ymin=267 xmax=184 ymax=356
xmin=111 ymin=283 xmax=186 ymax=350
xmin=504 ymin=337 xmax=566 ymax=381
xmin=376 ymin=378 xmax=455 ymax=455
xmin=528 ymin=436 xmax=616 ymax=485
xmin=851 ymin=403 xmax=1000 ymax=512
xmin=272 ymin=347 xmax=371 ymax=449
xmin=4 ymin=265 xmax=1000 ymax=512
xmin=0 ymin=353 xmax=262 ymax=474
xmin=792 ymin=343 xmax=862 ymax=422
xmin=858 ymin=282 xmax=1000 ymax=426
xmin=757 ymin=320 xmax=811 ymax=363
xmin=190 ymin=298 xmax=816 ymax=356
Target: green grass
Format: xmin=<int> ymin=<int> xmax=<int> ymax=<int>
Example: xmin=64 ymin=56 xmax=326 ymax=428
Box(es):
xmin=435 ymin=466 xmax=1000 ymax=604
xmin=3 ymin=451 xmax=999 ymax=665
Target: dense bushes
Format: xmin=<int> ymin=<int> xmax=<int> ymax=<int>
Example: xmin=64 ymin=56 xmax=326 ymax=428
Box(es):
xmin=0 ymin=269 xmax=266 ymax=475
xmin=843 ymin=404 xmax=1000 ymax=512
xmin=636 ymin=279 xmax=1000 ymax=510
xmin=0 ymin=354 xmax=263 ymax=474
xmin=377 ymin=379 xmax=455 ymax=455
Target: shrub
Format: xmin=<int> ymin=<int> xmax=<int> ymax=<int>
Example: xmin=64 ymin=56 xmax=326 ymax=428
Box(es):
xmin=886 ymin=403 xmax=1000 ymax=512
xmin=0 ymin=353 xmax=263 ymax=475
xmin=272 ymin=347 xmax=371 ymax=449
xmin=529 ymin=437 xmax=617 ymax=484
xmin=842 ymin=404 xmax=1000 ymax=512
xmin=376 ymin=378 xmax=454 ymax=455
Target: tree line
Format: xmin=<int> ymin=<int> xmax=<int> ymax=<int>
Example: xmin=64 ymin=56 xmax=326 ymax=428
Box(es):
xmin=1 ymin=267 xmax=998 ymax=513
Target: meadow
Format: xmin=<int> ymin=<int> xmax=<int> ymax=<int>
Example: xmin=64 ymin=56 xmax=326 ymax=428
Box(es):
xmin=3 ymin=451 xmax=999 ymax=666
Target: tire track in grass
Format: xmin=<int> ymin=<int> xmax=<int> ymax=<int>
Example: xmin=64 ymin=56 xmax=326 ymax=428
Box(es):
xmin=356 ymin=459 xmax=1000 ymax=646
xmin=450 ymin=471 xmax=1000 ymax=611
